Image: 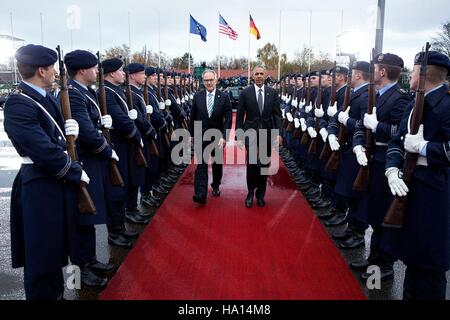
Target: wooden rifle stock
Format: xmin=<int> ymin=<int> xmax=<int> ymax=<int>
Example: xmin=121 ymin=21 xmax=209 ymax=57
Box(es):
xmin=300 ymin=77 xmax=312 ymax=145
xmin=286 ymin=77 xmax=298 ymax=133
xmin=308 ymin=71 xmax=323 ymax=155
xmin=325 ymin=57 xmax=354 ymax=172
xmin=97 ymin=52 xmax=124 ymax=187
xmin=354 ymin=50 xmax=376 ymax=192
xmin=143 ymin=77 xmax=160 ymax=157
xmin=124 ymin=59 xmax=148 ymax=167
xmin=57 ymin=46 xmax=96 ymax=215
xmin=320 ymin=62 xmax=337 ymax=160
xmin=383 ymin=43 xmax=431 ymax=228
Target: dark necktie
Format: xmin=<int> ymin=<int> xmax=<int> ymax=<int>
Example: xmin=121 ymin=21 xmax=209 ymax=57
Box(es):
xmin=258 ymin=89 xmax=263 ymax=114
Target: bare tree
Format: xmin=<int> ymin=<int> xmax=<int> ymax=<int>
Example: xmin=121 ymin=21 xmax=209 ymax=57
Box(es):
xmin=432 ymin=21 xmax=450 ymax=56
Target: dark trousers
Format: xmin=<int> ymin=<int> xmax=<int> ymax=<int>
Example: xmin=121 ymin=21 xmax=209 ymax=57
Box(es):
xmin=245 ymin=134 xmax=271 ymax=199
xmin=24 ymin=268 xmax=64 ymax=300
xmin=126 ymin=185 xmax=139 ymax=210
xmin=107 ymin=200 xmax=126 ymax=233
xmin=403 ymin=265 xmax=447 ymax=300
xmin=69 ymin=224 xmax=96 ymax=267
xmin=194 ymin=147 xmax=223 ymax=198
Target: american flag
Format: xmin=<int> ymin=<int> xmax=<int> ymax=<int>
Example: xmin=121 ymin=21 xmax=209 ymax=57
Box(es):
xmin=219 ymin=14 xmax=238 ymax=40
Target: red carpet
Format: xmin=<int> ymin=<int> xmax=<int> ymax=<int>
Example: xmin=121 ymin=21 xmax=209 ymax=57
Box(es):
xmin=100 ymin=115 xmax=366 ymax=300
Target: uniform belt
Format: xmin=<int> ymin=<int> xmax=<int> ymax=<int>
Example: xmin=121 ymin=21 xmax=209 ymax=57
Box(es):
xmin=375 ymin=142 xmax=388 ymax=147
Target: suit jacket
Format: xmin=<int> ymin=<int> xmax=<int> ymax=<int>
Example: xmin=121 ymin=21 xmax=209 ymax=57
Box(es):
xmin=236 ymin=85 xmax=282 ymax=133
xmin=189 ymin=89 xmax=232 ymax=140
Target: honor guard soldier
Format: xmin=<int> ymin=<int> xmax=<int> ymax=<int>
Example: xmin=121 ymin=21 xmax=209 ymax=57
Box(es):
xmin=4 ymin=44 xmax=87 ymax=299
xmin=319 ymin=66 xmax=349 ymax=220
xmin=383 ymin=51 xmax=450 ymax=299
xmin=326 ymin=61 xmax=370 ymax=249
xmin=102 ymin=58 xmax=144 ymax=248
xmin=350 ymin=53 xmax=411 ymax=280
xmin=125 ymin=63 xmax=160 ymax=218
xmin=64 ymin=50 xmax=118 ymax=288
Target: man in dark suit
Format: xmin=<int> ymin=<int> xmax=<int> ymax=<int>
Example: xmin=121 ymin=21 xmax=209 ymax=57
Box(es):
xmin=236 ymin=66 xmax=282 ymax=208
xmin=189 ymin=69 xmax=232 ymax=204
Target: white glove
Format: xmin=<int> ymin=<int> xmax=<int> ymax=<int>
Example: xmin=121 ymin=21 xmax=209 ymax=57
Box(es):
xmin=65 ymin=119 xmax=79 ymax=137
xmin=305 ymin=102 xmax=313 ymax=114
xmin=364 ymin=107 xmax=378 ymax=132
xmin=294 ymin=118 xmax=300 ymax=129
xmin=140 ymin=139 xmax=144 ymax=148
xmin=315 ymin=105 xmax=324 ymax=118
xmin=80 ymin=170 xmax=90 ymax=184
xmin=286 ymin=112 xmax=294 ymax=122
xmin=338 ymin=108 xmax=350 ymax=126
xmin=185 ymin=95 xmax=189 ymax=101
xmin=404 ymin=124 xmax=428 ymax=154
xmin=291 ymin=99 xmax=298 ymax=108
xmin=353 ymin=145 xmax=368 ymax=167
xmin=181 ymin=98 xmax=185 ymax=104
xmin=300 ymin=118 xmax=307 ymax=132
xmin=176 ymin=98 xmax=181 ymax=105
xmin=327 ymin=102 xmax=338 ymax=117
xmin=319 ymin=128 xmax=328 ymax=142
xmin=111 ymin=149 xmax=119 ymax=162
xmin=146 ymin=105 xmax=153 ymax=114
xmin=190 ymin=94 xmax=194 ymax=100
xmin=281 ymin=95 xmax=286 ymax=102
xmin=101 ymin=115 xmax=112 ymax=129
xmin=307 ymin=127 xmax=317 ymax=138
xmin=158 ymin=102 xmax=165 ymax=110
xmin=282 ymin=109 xmax=286 ymax=119
xmin=128 ymin=109 xmax=138 ymax=120
xmin=165 ymin=99 xmax=171 ymax=107
xmin=328 ymin=134 xmax=340 ymax=151
xmin=386 ymin=167 xmax=409 ymax=197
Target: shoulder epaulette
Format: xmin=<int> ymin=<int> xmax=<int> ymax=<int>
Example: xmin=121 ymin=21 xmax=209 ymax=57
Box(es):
xmin=397 ymin=88 xmax=407 ymax=94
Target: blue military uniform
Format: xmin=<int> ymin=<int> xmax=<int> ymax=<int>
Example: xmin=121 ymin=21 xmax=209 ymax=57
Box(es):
xmin=4 ymin=44 xmax=82 ymax=299
xmin=353 ymin=53 xmax=411 ymax=269
xmin=383 ymin=51 xmax=450 ymax=299
xmin=101 ymin=58 xmax=143 ymax=234
xmin=64 ymin=50 xmax=114 ymax=273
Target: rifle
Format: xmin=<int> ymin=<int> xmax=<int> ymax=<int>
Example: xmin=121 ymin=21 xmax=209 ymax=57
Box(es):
xmin=320 ymin=62 xmax=337 ymax=160
xmin=353 ymin=50 xmax=376 ymax=192
xmin=123 ymin=58 xmax=148 ymax=167
xmin=164 ymin=72 xmax=175 ymax=139
xmin=282 ymin=78 xmax=289 ymax=128
xmin=325 ymin=57 xmax=354 ymax=172
xmin=97 ymin=52 xmax=124 ymax=187
xmin=157 ymin=72 xmax=171 ymax=149
xmin=293 ymin=81 xmax=307 ymax=139
xmin=143 ymin=76 xmax=160 ymax=157
xmin=383 ymin=43 xmax=431 ymax=228
xmin=308 ymin=70 xmax=323 ymax=155
xmin=286 ymin=76 xmax=298 ymax=133
xmin=300 ymin=76 xmax=312 ymax=145
xmin=56 ymin=46 xmax=96 ymax=215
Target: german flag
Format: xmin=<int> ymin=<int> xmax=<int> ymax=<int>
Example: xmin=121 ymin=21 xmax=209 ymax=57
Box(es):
xmin=249 ymin=14 xmax=261 ymax=40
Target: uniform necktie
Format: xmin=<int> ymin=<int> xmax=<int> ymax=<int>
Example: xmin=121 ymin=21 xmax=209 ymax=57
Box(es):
xmin=207 ymin=92 xmax=214 ymax=117
xmin=258 ymin=89 xmax=263 ymax=114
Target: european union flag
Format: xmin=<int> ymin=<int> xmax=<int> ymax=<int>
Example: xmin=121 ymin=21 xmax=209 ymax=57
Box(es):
xmin=190 ymin=15 xmax=207 ymax=42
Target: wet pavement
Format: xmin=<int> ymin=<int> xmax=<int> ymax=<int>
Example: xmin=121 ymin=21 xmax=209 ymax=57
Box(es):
xmin=0 ymin=161 xmax=449 ymax=300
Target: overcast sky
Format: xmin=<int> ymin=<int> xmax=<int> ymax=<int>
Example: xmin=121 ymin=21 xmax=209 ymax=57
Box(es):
xmin=0 ymin=0 xmax=449 ymax=69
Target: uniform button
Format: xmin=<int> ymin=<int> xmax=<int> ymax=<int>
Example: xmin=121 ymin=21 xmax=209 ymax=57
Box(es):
xmin=58 ymin=136 xmax=62 ymax=140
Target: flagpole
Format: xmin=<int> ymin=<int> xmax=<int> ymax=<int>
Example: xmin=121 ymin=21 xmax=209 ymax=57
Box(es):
xmin=248 ymin=13 xmax=251 ymax=84
xmin=10 ymin=12 xmax=17 ymax=84
xmin=98 ymin=11 xmax=102 ymax=53
xmin=128 ymin=11 xmax=131 ymax=53
xmin=40 ymin=13 xmax=44 ymax=45
xmin=218 ymin=13 xmax=221 ymax=79
xmin=188 ymin=14 xmax=191 ymax=74
xmin=277 ymin=10 xmax=282 ymax=81
xmin=158 ymin=10 xmax=161 ymax=68
xmin=308 ymin=10 xmax=312 ymax=73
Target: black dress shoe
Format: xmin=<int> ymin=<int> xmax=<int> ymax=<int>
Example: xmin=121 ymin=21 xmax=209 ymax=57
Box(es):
xmin=257 ymin=198 xmax=265 ymax=207
xmin=120 ymin=229 xmax=139 ymax=239
xmin=108 ymin=234 xmax=133 ymax=248
xmin=317 ymin=208 xmax=338 ymax=220
xmin=339 ymin=234 xmax=365 ymax=249
xmin=360 ymin=268 xmax=394 ymax=281
xmin=332 ymin=228 xmax=353 ymax=241
xmin=81 ymin=267 xmax=108 ymax=288
xmin=350 ymin=259 xmax=370 ymax=272
xmin=324 ymin=213 xmax=347 ymax=227
xmin=304 ymin=187 xmax=320 ymax=196
xmin=193 ymin=195 xmax=206 ymax=204
xmin=142 ymin=195 xmax=160 ymax=208
xmin=245 ymin=193 xmax=254 ymax=208
xmin=153 ymin=185 xmax=169 ymax=194
xmin=311 ymin=198 xmax=331 ymax=209
xmin=125 ymin=212 xmax=149 ymax=225
xmin=88 ymin=260 xmax=116 ymax=273
xmin=212 ymin=188 xmax=221 ymax=197
xmin=150 ymin=191 xmax=161 ymax=202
